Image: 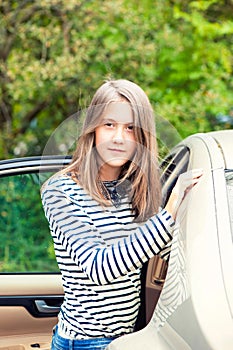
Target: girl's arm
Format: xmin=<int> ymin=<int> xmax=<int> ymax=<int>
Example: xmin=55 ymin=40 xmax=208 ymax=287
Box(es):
xmin=41 ymin=182 xmax=174 ymax=286
xmin=41 ymin=169 xmax=202 ymax=286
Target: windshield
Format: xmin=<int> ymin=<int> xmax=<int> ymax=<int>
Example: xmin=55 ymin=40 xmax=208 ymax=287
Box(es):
xmin=226 ymin=170 xmax=233 ymax=239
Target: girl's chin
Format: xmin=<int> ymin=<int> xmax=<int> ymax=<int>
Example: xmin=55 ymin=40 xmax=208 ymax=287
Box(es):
xmin=103 ymin=159 xmax=129 ymax=168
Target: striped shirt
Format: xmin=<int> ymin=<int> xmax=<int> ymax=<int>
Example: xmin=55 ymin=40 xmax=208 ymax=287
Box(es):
xmin=41 ymin=174 xmax=174 ymax=339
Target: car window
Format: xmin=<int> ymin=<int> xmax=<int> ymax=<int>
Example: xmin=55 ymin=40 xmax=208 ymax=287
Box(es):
xmin=0 ymin=172 xmax=59 ymax=273
xmin=226 ymin=170 xmax=233 ymax=237
xmin=160 ymin=146 xmax=190 ymax=207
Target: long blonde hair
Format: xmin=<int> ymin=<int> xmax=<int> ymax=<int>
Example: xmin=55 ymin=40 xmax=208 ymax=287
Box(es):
xmin=64 ymin=79 xmax=161 ymax=222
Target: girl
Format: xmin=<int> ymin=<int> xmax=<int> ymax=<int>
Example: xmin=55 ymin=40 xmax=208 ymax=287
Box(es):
xmin=41 ymin=79 xmax=202 ymax=350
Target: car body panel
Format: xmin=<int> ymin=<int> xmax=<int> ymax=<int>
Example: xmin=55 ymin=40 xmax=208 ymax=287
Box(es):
xmin=108 ymin=130 xmax=233 ymax=350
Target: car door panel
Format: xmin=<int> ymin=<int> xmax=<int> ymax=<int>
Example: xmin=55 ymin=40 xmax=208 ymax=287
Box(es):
xmin=0 ymin=157 xmax=69 ymax=346
xmin=0 ymin=274 xmax=63 ymax=347
xmin=145 ymin=256 xmax=168 ymax=324
xmin=0 ymin=275 xmax=63 ymax=296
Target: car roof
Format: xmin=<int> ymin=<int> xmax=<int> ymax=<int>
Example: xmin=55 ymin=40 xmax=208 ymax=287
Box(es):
xmin=208 ymin=130 xmax=233 ymax=169
xmin=182 ymin=130 xmax=233 ymax=170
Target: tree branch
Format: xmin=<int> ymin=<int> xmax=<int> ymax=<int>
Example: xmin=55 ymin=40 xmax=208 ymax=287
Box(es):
xmin=0 ymin=2 xmax=41 ymax=61
xmin=14 ymin=100 xmax=49 ymax=136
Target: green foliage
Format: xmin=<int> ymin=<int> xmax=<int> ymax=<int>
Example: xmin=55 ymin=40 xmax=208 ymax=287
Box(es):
xmin=0 ymin=0 xmax=233 ymax=158
xmin=0 ymin=173 xmax=59 ymax=272
xmin=0 ymin=0 xmax=233 ymax=272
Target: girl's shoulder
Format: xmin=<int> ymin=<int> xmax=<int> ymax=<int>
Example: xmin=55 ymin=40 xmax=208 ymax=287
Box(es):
xmin=41 ymin=171 xmax=81 ymax=193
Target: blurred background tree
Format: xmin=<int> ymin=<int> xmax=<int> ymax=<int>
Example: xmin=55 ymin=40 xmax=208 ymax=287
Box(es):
xmin=0 ymin=0 xmax=233 ymax=159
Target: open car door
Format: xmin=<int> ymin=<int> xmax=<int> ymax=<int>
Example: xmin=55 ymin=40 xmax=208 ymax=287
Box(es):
xmin=0 ymin=156 xmax=70 ymax=348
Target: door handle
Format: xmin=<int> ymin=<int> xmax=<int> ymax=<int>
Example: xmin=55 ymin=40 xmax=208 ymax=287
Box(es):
xmin=35 ymin=299 xmax=61 ymax=314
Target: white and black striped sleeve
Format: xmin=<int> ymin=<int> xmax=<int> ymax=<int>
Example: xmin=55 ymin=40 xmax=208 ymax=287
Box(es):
xmin=41 ymin=181 xmax=175 ymax=286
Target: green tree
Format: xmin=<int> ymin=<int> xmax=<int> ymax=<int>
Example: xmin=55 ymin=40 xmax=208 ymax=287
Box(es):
xmin=0 ymin=0 xmax=233 ymax=159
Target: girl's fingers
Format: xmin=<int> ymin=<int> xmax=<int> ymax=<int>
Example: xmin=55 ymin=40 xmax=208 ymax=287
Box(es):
xmin=166 ymin=169 xmax=203 ymax=220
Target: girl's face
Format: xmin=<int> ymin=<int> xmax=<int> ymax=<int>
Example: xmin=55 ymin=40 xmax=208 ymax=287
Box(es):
xmin=95 ymin=101 xmax=136 ymax=181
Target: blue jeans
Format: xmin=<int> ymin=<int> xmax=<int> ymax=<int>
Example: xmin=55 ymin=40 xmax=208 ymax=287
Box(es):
xmin=51 ymin=326 xmax=115 ymax=350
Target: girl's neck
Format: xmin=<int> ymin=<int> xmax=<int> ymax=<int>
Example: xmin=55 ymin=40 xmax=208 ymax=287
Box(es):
xmin=99 ymin=165 xmax=121 ymax=182
xmin=100 ymin=174 xmax=119 ymax=182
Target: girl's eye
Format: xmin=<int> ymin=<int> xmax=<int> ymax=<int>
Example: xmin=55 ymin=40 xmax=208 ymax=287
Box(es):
xmin=104 ymin=123 xmax=114 ymax=128
xmin=127 ymin=125 xmax=134 ymax=132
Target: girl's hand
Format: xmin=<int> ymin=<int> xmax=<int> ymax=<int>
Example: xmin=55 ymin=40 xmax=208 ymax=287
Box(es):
xmin=165 ymin=169 xmax=203 ymax=221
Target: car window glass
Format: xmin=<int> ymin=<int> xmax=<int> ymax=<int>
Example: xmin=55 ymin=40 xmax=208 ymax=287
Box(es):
xmin=160 ymin=146 xmax=190 ymax=207
xmin=0 ymin=172 xmax=59 ymax=273
xmin=226 ymin=170 xmax=233 ymax=237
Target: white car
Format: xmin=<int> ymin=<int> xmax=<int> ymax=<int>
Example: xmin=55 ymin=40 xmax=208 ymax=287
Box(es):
xmin=0 ymin=130 xmax=232 ymax=349
xmin=108 ymin=130 xmax=233 ymax=350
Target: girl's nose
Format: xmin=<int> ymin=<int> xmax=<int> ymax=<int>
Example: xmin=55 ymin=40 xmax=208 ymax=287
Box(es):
xmin=112 ymin=126 xmax=124 ymax=143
